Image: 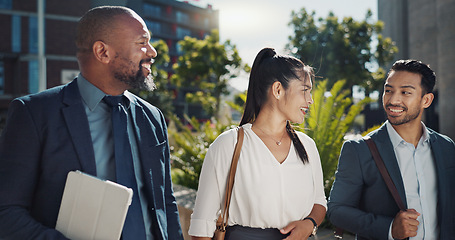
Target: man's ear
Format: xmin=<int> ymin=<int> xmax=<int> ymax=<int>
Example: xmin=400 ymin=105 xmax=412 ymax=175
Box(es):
xmin=422 ymin=92 xmax=434 ymax=109
xmin=92 ymin=41 xmax=112 ymax=64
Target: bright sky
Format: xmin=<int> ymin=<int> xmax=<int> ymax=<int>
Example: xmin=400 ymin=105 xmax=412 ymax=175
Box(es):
xmin=187 ymin=0 xmax=378 ymax=91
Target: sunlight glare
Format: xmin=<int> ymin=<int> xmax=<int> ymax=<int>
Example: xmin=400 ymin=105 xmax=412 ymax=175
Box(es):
xmin=219 ymin=4 xmax=274 ymax=34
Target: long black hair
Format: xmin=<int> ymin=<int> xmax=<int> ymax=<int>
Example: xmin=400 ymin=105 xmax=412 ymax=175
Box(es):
xmin=240 ymin=48 xmax=313 ymax=164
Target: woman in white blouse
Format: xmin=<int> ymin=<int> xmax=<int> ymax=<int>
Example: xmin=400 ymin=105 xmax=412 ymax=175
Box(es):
xmin=189 ymin=48 xmax=327 ymax=239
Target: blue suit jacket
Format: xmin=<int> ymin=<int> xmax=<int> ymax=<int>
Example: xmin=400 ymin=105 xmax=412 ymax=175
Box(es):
xmin=0 ymin=80 xmax=183 ymax=240
xmin=327 ymin=123 xmax=455 ymax=240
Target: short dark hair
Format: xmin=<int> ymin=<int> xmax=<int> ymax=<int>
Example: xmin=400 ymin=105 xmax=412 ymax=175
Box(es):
xmin=76 ymin=6 xmax=133 ymax=53
xmin=388 ymin=59 xmax=436 ymax=94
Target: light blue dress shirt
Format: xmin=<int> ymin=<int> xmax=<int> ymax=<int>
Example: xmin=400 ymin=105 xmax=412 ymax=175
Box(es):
xmin=77 ymin=75 xmax=154 ymax=240
xmin=386 ymin=121 xmax=438 ymax=240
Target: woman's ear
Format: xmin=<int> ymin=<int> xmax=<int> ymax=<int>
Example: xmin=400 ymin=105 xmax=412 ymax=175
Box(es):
xmin=92 ymin=40 xmax=112 ymax=64
xmin=271 ymin=81 xmax=282 ymax=100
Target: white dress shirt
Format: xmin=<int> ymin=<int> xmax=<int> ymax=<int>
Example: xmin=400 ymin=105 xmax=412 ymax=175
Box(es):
xmin=189 ymin=123 xmax=327 ymax=237
xmin=386 ymin=121 xmax=438 ymax=240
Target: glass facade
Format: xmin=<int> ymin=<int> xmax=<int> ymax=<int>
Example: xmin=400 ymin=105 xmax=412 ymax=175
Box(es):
xmin=0 ymin=61 xmax=4 ymax=94
xmin=176 ymin=42 xmax=182 ymax=55
xmin=176 ymin=11 xmax=189 ymax=24
xmin=145 ymin=20 xmax=161 ymax=36
xmin=11 ymin=15 xmax=21 ymax=53
xmin=143 ymin=3 xmax=161 ymax=18
xmin=150 ymin=37 xmax=161 ymax=45
xmin=0 ymin=0 xmax=11 ymax=9
xmin=29 ymin=17 xmax=38 ymax=53
xmin=28 ymin=60 xmax=39 ymax=94
xmin=176 ymin=27 xmax=191 ymax=39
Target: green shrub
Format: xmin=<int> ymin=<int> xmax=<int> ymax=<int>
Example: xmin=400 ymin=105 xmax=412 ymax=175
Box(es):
xmin=169 ymin=115 xmax=235 ymax=189
xmin=298 ymin=79 xmax=371 ymax=195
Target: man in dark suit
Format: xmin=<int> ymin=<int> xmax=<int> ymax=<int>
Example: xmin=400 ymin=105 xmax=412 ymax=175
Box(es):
xmin=328 ymin=60 xmax=455 ymax=240
xmin=0 ymin=6 xmax=183 ymax=240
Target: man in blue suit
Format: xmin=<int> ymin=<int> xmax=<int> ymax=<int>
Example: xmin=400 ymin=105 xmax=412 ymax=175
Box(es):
xmin=0 ymin=6 xmax=183 ymax=240
xmin=328 ymin=60 xmax=455 ymax=239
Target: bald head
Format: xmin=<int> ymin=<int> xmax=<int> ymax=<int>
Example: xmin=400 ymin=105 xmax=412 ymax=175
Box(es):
xmin=75 ymin=6 xmax=138 ymax=54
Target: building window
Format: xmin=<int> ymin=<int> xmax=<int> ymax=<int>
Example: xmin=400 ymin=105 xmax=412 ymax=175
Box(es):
xmin=0 ymin=61 xmax=4 ymax=94
xmin=29 ymin=17 xmax=39 ymax=54
xmin=0 ymin=0 xmax=12 ymax=9
xmin=145 ymin=20 xmax=161 ymax=36
xmin=60 ymin=69 xmax=79 ymax=85
xmin=143 ymin=3 xmax=161 ymax=18
xmin=176 ymin=11 xmax=189 ymax=24
xmin=28 ymin=60 xmax=39 ymax=93
xmin=12 ymin=15 xmax=21 ymax=53
xmin=150 ymin=37 xmax=161 ymax=43
xmin=176 ymin=27 xmax=191 ymax=39
xmin=176 ymin=42 xmax=183 ymax=55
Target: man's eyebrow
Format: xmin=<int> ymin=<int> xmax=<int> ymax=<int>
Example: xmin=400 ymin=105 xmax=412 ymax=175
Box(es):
xmin=400 ymin=85 xmax=416 ymax=89
xmin=384 ymin=84 xmax=416 ymax=89
xmin=137 ymin=33 xmax=150 ymax=40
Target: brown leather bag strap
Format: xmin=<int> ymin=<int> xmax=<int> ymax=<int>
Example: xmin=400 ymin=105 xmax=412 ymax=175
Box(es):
xmin=364 ymin=136 xmax=406 ymax=210
xmin=217 ymin=127 xmax=244 ymax=231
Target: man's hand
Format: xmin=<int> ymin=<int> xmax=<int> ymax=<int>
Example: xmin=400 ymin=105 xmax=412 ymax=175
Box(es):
xmin=391 ymin=209 xmax=420 ymax=239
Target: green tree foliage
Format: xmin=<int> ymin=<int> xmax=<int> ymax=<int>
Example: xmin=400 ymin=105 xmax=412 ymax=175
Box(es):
xmin=169 ymin=115 xmax=235 ymax=189
xmin=299 ymin=79 xmax=371 ymax=194
xmin=226 ymin=91 xmax=247 ymax=114
xmin=171 ymin=29 xmax=248 ymax=117
xmin=132 ymin=39 xmax=175 ymax=116
xmin=287 ymin=8 xmax=397 ymax=92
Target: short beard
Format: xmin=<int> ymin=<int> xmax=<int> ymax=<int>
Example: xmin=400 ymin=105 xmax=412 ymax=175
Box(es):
xmin=113 ymin=57 xmax=156 ymax=91
xmin=386 ymin=104 xmax=421 ymax=126
xmin=123 ymin=68 xmax=156 ymax=91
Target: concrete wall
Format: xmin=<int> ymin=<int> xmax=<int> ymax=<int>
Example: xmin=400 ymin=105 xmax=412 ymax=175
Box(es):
xmin=378 ymin=0 xmax=408 ymax=62
xmin=436 ymin=0 xmax=455 ymax=140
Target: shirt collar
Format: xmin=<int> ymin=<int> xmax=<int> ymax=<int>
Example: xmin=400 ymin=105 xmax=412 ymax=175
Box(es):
xmin=77 ymin=74 xmax=135 ymax=110
xmin=121 ymin=91 xmax=135 ymax=109
xmin=420 ymin=121 xmax=431 ymax=143
xmin=385 ymin=120 xmax=431 ymax=149
xmin=77 ymin=74 xmax=106 ymax=111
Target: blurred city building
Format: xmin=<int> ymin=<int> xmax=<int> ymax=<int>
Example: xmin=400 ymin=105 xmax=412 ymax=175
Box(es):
xmin=0 ymin=0 xmax=219 ymax=123
xmin=378 ymin=0 xmax=455 ymax=139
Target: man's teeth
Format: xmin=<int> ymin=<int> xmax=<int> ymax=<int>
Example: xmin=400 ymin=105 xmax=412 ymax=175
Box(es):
xmin=142 ymin=64 xmax=151 ymax=71
xmin=390 ymin=108 xmax=403 ymax=113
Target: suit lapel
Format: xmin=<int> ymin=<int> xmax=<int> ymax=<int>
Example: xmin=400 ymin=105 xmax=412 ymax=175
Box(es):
xmin=129 ymin=98 xmax=158 ymax=203
xmin=62 ymin=80 xmax=97 ymax=176
xmin=429 ymin=131 xmax=444 ymax=173
xmin=428 ymin=131 xmax=447 ymax=204
xmin=372 ymin=124 xmax=408 ymax=208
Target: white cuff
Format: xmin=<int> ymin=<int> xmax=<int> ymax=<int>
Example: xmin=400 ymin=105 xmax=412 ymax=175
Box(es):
xmin=388 ymin=219 xmax=394 ymax=240
xmin=188 ymin=218 xmax=217 ymax=237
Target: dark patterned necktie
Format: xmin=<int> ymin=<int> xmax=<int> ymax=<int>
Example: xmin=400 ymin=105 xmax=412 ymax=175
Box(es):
xmin=104 ymin=95 xmax=146 ymax=239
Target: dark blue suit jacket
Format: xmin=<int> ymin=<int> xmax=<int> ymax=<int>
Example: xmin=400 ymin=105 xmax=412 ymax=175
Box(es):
xmin=0 ymin=80 xmax=183 ymax=240
xmin=328 ymin=123 xmax=455 ymax=240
